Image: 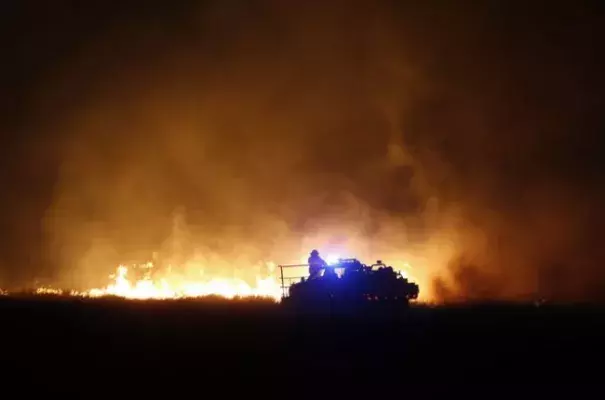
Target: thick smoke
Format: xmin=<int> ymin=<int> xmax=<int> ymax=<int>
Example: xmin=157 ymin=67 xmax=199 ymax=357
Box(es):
xmin=2 ymin=1 xmax=604 ymax=302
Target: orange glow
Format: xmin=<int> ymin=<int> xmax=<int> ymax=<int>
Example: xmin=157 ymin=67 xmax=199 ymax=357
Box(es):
xmin=84 ymin=263 xmax=282 ymax=301
xmin=35 ymin=287 xmax=64 ymax=295
xmin=1 ymin=255 xmax=433 ymax=303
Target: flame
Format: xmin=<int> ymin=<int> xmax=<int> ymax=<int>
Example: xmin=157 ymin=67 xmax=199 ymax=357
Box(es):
xmin=83 ymin=263 xmax=283 ymax=301
xmin=0 ymin=255 xmax=428 ymax=303
xmin=35 ymin=287 xmax=64 ymax=295
xmin=396 ymin=262 xmax=413 ymax=280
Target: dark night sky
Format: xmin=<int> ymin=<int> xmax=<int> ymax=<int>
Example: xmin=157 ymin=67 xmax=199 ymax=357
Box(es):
xmin=1 ymin=1 xmax=604 ymax=301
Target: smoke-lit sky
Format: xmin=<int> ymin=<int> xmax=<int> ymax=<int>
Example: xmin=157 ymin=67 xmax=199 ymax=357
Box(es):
xmin=1 ymin=1 xmax=604 ymax=301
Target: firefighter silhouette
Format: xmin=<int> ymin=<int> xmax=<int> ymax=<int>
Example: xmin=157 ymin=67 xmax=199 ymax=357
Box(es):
xmin=307 ymin=249 xmax=327 ymax=279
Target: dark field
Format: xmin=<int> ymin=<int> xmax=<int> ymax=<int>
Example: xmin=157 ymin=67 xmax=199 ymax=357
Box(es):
xmin=2 ymin=295 xmax=603 ymax=397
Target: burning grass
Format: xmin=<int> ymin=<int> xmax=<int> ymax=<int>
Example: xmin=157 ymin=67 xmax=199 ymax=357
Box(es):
xmin=1 ymin=291 xmax=280 ymax=309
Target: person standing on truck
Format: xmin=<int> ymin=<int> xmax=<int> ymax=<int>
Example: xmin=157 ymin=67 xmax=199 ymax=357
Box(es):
xmin=308 ymin=249 xmax=327 ymax=279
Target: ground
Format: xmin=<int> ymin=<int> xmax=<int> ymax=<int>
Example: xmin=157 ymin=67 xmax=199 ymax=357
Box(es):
xmin=1 ymin=295 xmax=603 ymax=397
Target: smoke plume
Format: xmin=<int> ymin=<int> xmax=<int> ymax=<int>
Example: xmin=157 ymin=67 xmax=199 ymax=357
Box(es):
xmin=2 ymin=1 xmax=604 ymax=302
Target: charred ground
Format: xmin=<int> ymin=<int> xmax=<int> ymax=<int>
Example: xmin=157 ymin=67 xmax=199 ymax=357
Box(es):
xmin=2 ymin=296 xmax=603 ymax=396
